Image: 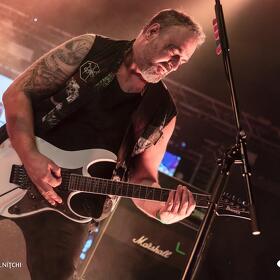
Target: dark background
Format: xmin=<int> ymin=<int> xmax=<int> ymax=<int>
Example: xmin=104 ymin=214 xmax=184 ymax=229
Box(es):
xmin=0 ymin=1 xmax=279 ymax=279
xmin=1 ymin=0 xmax=279 ymax=126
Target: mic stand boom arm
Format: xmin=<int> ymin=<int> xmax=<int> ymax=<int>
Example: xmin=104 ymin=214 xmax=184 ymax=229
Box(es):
xmin=213 ymin=0 xmax=260 ymax=236
xmin=182 ymin=1 xmax=260 ymax=279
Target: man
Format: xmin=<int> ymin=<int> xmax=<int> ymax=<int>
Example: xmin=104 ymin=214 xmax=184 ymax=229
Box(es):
xmin=2 ymin=9 xmax=205 ymax=280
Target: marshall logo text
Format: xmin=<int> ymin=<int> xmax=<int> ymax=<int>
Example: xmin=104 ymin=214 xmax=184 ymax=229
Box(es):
xmin=132 ymin=235 xmax=173 ymax=259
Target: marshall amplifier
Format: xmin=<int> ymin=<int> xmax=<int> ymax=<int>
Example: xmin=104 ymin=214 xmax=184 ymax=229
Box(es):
xmin=81 ymin=199 xmax=200 ymax=280
xmin=77 ymin=173 xmax=205 ymax=280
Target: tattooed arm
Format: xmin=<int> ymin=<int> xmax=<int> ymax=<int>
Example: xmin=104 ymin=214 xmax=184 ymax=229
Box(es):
xmin=2 ymin=34 xmax=95 ymax=205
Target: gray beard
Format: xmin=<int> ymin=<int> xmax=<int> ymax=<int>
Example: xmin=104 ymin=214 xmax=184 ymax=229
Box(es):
xmin=140 ymin=65 xmax=165 ymax=83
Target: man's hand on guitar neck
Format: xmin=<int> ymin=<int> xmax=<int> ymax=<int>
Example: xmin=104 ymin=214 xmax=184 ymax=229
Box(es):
xmin=129 ymin=117 xmax=196 ymax=224
xmin=157 ymin=184 xmax=196 ymax=224
xmin=22 ymin=151 xmax=63 ymax=206
xmin=132 ymin=182 xmax=196 ymax=224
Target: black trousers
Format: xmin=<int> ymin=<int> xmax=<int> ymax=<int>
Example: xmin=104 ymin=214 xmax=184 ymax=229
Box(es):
xmin=13 ymin=211 xmax=90 ymax=280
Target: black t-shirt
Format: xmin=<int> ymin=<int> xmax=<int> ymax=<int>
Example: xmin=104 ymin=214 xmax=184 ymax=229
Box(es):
xmin=35 ymin=77 xmax=142 ymax=155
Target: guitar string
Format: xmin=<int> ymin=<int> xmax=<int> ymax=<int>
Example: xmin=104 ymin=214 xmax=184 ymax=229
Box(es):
xmin=66 ymin=173 xmax=247 ymax=211
xmin=21 ymin=167 xmax=247 ymax=212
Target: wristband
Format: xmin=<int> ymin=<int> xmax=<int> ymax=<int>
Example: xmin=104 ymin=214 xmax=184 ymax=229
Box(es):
xmin=156 ymin=210 xmax=165 ymax=224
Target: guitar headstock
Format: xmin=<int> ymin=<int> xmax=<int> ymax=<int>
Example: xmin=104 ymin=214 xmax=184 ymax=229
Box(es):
xmin=216 ymin=192 xmax=251 ymax=220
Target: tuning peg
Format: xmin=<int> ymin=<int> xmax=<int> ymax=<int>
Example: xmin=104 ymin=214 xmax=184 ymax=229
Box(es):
xmin=242 ymin=200 xmax=248 ymax=207
xmin=237 ymin=197 xmax=243 ymax=204
xmin=223 ymin=192 xmax=231 ymax=198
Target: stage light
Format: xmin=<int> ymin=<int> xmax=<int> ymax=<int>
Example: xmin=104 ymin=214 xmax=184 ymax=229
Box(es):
xmin=181 ymin=141 xmax=187 ymax=149
xmin=180 ymin=0 xmax=252 ymax=33
xmin=79 ymin=234 xmax=94 ymax=260
xmin=0 ymin=74 xmax=13 ymax=125
xmin=159 ymin=151 xmax=182 ymax=177
xmin=277 ymin=260 xmax=280 ymax=268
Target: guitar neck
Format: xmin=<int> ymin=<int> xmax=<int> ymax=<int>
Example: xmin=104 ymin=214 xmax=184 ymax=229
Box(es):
xmin=68 ymin=174 xmax=210 ymax=208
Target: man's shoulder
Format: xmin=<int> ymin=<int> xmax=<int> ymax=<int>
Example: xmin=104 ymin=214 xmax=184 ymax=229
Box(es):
xmin=148 ymin=80 xmax=173 ymax=102
xmin=76 ymin=33 xmax=96 ymax=39
xmin=94 ymin=34 xmax=131 ymax=47
xmin=70 ymin=33 xmax=96 ymax=44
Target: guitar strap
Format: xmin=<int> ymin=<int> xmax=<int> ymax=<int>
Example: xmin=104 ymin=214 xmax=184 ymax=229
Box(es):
xmin=114 ymin=83 xmax=171 ymax=180
xmin=101 ymin=83 xmax=171 ymax=221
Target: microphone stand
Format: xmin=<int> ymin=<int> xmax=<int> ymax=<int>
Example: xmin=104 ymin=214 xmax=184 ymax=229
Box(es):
xmin=182 ymin=1 xmax=260 ymax=279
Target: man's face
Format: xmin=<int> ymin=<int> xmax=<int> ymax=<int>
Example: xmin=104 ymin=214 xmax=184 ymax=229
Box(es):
xmin=135 ymin=24 xmax=199 ymax=83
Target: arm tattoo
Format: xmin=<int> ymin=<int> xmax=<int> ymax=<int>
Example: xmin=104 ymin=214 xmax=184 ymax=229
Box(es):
xmin=15 ymin=34 xmax=94 ymax=99
xmin=56 ymin=36 xmax=94 ymax=65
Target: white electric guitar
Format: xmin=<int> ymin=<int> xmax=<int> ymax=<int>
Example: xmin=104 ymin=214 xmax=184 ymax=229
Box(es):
xmin=0 ymin=137 xmax=250 ymax=223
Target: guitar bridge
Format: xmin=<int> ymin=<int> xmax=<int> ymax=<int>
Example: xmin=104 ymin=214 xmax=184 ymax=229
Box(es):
xmin=10 ymin=164 xmax=28 ymax=189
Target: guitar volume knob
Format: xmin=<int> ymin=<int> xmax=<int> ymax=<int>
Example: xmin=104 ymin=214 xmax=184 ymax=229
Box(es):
xmin=242 ymin=201 xmax=248 ymax=206
xmin=28 ymin=192 xmax=37 ymax=200
xmin=9 ymin=205 xmax=21 ymax=214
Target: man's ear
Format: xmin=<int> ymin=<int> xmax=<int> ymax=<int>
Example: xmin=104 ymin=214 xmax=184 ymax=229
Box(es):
xmin=144 ymin=23 xmax=161 ymax=40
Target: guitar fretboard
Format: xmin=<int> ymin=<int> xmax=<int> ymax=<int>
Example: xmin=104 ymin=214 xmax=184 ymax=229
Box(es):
xmin=68 ymin=174 xmax=211 ymax=208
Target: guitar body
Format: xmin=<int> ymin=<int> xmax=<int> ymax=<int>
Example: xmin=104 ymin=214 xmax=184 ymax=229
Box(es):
xmin=0 ymin=137 xmax=117 ymax=223
xmin=0 ymin=136 xmax=251 ymax=223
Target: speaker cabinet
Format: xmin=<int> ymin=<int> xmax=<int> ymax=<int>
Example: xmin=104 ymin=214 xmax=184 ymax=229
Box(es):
xmin=83 ymin=198 xmax=198 ymax=280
